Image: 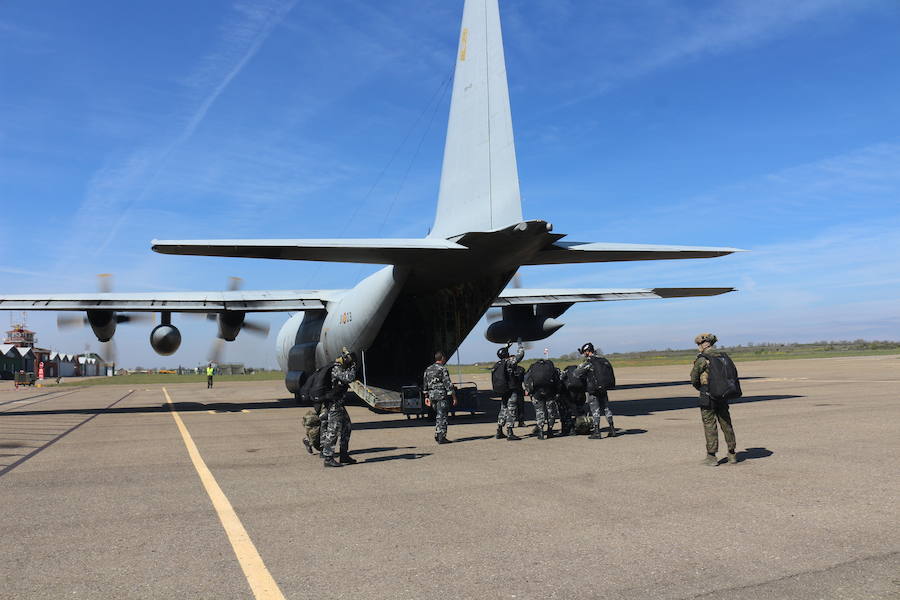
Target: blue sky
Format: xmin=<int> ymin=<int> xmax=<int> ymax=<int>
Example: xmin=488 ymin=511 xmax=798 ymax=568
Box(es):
xmin=1 ymin=0 xmax=898 ymax=368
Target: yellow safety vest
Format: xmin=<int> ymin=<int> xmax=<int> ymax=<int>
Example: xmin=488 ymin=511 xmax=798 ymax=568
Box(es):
xmin=206 ymin=366 xmax=214 ymax=376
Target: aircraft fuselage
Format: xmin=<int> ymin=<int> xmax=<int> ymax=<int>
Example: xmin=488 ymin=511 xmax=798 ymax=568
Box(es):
xmin=277 ymin=220 xmax=556 ymax=390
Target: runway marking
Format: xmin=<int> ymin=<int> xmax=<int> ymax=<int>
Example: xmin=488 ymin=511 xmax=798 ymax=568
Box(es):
xmin=162 ymin=388 xmax=286 ymax=600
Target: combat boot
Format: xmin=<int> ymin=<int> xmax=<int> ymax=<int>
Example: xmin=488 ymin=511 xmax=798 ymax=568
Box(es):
xmin=702 ymin=454 xmax=718 ymax=466
xmin=323 ymin=456 xmax=342 ymax=468
xmin=546 ymin=428 xmax=555 ymax=438
xmin=727 ymin=451 xmax=738 ymax=465
xmin=536 ymin=427 xmax=545 ymax=440
xmin=338 ymin=453 xmax=357 ymax=464
xmin=607 ymin=419 xmax=617 ymax=438
xmin=302 ymin=438 xmax=314 ymax=455
xmin=517 ymin=420 xmax=526 ymax=428
xmin=437 ymin=433 xmax=450 ymax=444
xmin=506 ymin=426 xmax=521 ymax=441
xmin=495 ymin=425 xmax=507 ymax=439
xmin=588 ymin=426 xmax=602 ymax=440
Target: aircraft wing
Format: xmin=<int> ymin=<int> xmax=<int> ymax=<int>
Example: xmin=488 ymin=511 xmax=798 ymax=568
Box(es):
xmin=492 ymin=287 xmax=735 ymax=306
xmin=152 ymin=238 xmax=467 ymax=264
xmin=0 ymin=290 xmax=343 ymax=313
xmin=525 ymin=242 xmax=744 ymax=264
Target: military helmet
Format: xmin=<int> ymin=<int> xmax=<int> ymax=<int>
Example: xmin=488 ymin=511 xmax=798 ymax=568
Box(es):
xmin=497 ymin=346 xmax=509 ymax=359
xmin=694 ymin=333 xmax=718 ymax=346
xmin=336 ymin=346 xmax=354 ymax=366
xmin=579 ymin=342 xmax=595 ymax=355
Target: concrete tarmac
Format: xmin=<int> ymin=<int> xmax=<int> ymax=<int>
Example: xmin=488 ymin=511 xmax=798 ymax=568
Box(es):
xmin=0 ymin=355 xmax=897 ymax=599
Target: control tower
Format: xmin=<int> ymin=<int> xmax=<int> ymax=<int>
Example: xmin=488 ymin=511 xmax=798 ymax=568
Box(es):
xmin=5 ymin=313 xmax=36 ymax=348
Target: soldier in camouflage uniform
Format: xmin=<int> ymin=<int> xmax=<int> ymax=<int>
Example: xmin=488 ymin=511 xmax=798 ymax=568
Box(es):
xmin=424 ymin=351 xmax=457 ymax=444
xmin=573 ymin=342 xmax=616 ymax=440
xmin=320 ymin=348 xmax=358 ymax=468
xmin=530 ymin=387 xmax=557 ymax=439
xmin=691 ymin=333 xmax=737 ymax=466
xmin=495 ymin=343 xmax=524 ymax=441
xmin=555 ymin=368 xmax=578 ymax=436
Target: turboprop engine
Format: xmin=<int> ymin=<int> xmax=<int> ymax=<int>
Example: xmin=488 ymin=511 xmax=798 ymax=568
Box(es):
xmin=484 ymin=305 xmax=567 ymax=343
xmin=485 ymin=316 xmax=563 ymax=343
xmin=277 ymin=311 xmax=326 ymax=394
xmin=86 ymin=310 xmax=117 ymax=342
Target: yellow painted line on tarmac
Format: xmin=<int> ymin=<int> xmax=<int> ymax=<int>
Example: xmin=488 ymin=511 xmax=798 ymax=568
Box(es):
xmin=163 ymin=387 xmax=285 ymax=600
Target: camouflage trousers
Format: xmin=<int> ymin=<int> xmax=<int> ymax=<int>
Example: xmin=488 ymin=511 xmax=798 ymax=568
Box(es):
xmin=532 ymin=389 xmax=556 ymax=428
xmin=497 ymin=390 xmax=521 ymax=427
xmin=556 ymin=396 xmax=578 ymax=433
xmin=320 ymin=403 xmax=352 ymax=458
xmin=585 ymin=391 xmax=613 ymax=429
xmin=433 ymin=396 xmax=450 ymax=434
xmin=700 ymin=397 xmax=736 ymax=455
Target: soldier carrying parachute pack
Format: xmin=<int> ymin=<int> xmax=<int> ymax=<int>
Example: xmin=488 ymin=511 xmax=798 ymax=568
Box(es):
xmin=524 ymin=358 xmax=560 ymax=439
xmin=573 ymin=342 xmax=618 ymax=439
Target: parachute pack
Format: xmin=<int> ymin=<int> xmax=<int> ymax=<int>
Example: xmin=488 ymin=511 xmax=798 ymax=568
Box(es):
xmin=562 ymin=364 xmax=585 ymax=394
xmin=491 ymin=360 xmax=510 ymax=394
xmin=510 ymin=364 xmax=525 ymax=389
xmin=702 ymin=352 xmax=742 ymax=401
xmin=298 ymin=365 xmax=333 ymax=404
xmin=524 ymin=359 xmax=559 ymax=393
xmin=584 ymin=356 xmax=616 ymax=393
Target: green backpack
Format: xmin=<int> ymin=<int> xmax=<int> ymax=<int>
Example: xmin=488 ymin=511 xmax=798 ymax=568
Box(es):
xmin=574 ymin=415 xmax=594 ymax=435
xmin=302 ymin=410 xmax=323 ymax=451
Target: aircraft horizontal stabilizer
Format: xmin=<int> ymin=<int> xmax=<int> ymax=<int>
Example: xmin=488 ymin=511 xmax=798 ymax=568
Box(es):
xmin=526 ymin=242 xmax=744 ymax=265
xmin=152 ymin=238 xmax=467 ymax=264
xmin=0 ymin=290 xmax=342 ymax=312
xmin=492 ymin=287 xmax=735 ymax=306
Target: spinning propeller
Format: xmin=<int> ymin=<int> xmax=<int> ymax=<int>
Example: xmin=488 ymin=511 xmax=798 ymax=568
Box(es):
xmin=56 ymin=274 xmax=151 ymax=364
xmin=202 ymin=277 xmax=270 ymax=363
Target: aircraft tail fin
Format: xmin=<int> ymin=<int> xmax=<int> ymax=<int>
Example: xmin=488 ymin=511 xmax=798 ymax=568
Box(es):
xmin=430 ymin=0 xmax=522 ymax=239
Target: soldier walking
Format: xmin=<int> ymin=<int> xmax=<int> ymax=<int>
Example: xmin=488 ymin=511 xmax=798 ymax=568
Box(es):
xmin=494 ymin=342 xmax=524 ymax=441
xmin=424 ymin=351 xmax=457 ymax=444
xmin=691 ymin=333 xmax=738 ymax=466
xmin=573 ymin=342 xmax=617 ymax=439
xmin=321 ymin=348 xmax=358 ymax=468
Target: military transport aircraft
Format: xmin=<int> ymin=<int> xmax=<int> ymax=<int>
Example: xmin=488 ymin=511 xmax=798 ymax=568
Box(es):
xmin=0 ymin=0 xmax=740 ymax=409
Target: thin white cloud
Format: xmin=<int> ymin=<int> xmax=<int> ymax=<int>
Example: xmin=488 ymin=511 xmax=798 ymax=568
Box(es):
xmin=524 ymin=0 xmax=878 ymax=110
xmin=56 ymin=0 xmax=297 ymax=270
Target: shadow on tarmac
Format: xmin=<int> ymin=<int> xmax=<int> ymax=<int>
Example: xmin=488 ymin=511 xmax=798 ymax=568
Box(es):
xmin=612 ymin=394 xmax=802 ymax=417
xmin=1 ymin=392 xmax=801 ymax=422
xmin=449 ymin=434 xmax=496 ymax=443
xmin=0 ymin=400 xmax=295 ymax=417
xmin=614 ymin=377 xmax=764 ymax=390
xmin=348 ymin=446 xmax=415 ymax=455
xmin=736 ymin=447 xmax=774 ymax=463
xmin=360 ymin=452 xmax=431 ymax=464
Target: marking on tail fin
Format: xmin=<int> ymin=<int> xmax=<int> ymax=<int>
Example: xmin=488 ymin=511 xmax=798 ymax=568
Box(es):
xmin=460 ymin=28 xmax=468 ymax=61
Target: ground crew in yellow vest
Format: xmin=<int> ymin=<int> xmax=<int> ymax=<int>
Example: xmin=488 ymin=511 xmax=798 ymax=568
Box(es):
xmin=206 ymin=363 xmax=215 ymax=388
xmin=691 ymin=333 xmax=738 ymax=466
